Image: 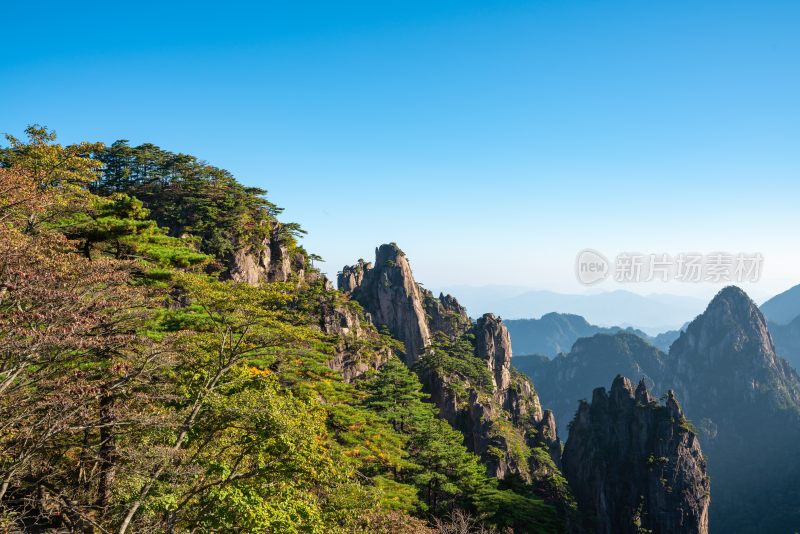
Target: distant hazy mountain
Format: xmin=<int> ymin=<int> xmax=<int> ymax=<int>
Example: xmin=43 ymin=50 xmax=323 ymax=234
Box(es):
xmin=769 ymin=316 xmax=800 ymax=370
xmin=513 ymin=332 xmax=667 ymax=435
xmin=760 ymin=283 xmax=800 ymax=325
xmin=434 ymin=286 xmax=706 ymax=333
xmin=505 ymin=313 xmax=679 ymax=356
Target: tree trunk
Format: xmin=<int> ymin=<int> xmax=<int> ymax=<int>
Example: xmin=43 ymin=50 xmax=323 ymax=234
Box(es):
xmin=96 ymin=387 xmax=116 ymax=513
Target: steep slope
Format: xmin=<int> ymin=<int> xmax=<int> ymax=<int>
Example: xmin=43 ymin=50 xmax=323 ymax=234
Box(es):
xmin=339 ymin=245 xmax=563 ymax=487
xmin=768 ymin=315 xmax=800 ymax=370
xmin=338 ymin=246 xmax=432 ymax=364
xmin=562 ymin=376 xmax=709 ymax=534
xmin=421 ymin=313 xmax=560 ymax=481
xmin=667 ymin=286 xmax=800 ymax=532
xmin=514 ymin=332 xmax=667 ymax=437
xmin=760 ymin=282 xmax=800 ymax=325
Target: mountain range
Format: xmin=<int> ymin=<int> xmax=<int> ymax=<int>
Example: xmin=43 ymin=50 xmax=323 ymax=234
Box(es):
xmin=514 ymin=287 xmax=800 ymax=532
xmin=505 ymin=313 xmax=680 ymax=356
xmin=6 ymin=130 xmax=800 ymax=533
xmin=434 ymin=286 xmax=707 ymax=333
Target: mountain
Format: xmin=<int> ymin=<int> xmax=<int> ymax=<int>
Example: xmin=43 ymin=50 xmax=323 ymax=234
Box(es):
xmin=760 ymin=283 xmax=800 ymax=325
xmin=340 ymin=245 xmax=718 ymax=531
xmin=339 ymin=245 xmax=565 ymax=492
xmin=668 ymin=286 xmax=800 ymax=532
xmin=505 ymin=313 xmax=678 ymax=356
xmin=515 ymin=286 xmax=800 ymax=532
xmin=769 ymin=315 xmax=800 ymax=370
xmin=650 ymin=328 xmax=683 ymax=352
xmin=513 ymin=332 xmax=668 ymax=436
xmin=3 ymin=132 xmax=581 ymax=534
xmin=563 ymin=376 xmax=710 ymax=534
xmin=434 ymin=287 xmax=706 ymax=332
xmin=1 ymin=129 xmax=721 ymax=533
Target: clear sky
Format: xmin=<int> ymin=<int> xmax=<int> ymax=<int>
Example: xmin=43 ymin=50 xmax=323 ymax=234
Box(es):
xmin=2 ymin=0 xmax=798 ymax=301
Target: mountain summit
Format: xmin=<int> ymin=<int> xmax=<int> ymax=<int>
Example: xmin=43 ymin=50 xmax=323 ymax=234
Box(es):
xmin=667 ymin=286 xmax=800 ymax=532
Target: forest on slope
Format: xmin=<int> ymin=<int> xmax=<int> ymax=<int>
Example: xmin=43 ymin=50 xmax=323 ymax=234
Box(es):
xmin=0 ymin=127 xmax=561 ymax=533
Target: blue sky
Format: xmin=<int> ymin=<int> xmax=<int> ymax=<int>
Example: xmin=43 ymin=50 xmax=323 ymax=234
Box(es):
xmin=2 ymin=0 xmax=798 ymax=300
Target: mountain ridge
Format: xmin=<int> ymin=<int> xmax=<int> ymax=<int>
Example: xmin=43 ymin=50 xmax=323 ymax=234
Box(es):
xmin=434 ymin=286 xmax=706 ymax=333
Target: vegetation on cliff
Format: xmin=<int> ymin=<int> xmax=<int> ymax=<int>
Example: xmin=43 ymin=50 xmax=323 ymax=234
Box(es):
xmin=0 ymin=126 xmax=561 ymax=533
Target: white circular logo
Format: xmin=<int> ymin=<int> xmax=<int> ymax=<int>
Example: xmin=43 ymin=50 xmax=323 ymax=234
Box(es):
xmin=576 ymin=249 xmax=610 ymax=285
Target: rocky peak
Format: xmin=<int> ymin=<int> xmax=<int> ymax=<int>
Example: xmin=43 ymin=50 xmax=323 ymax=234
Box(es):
xmin=341 ymin=244 xmax=562 ymax=483
xmin=666 ymin=390 xmax=683 ymax=418
xmin=422 ymin=289 xmax=471 ymax=340
xmin=635 ymin=378 xmax=653 ymax=404
xmin=519 ymin=332 xmax=667 ymax=440
xmin=337 ymin=259 xmax=371 ymax=294
xmin=563 ymin=376 xmax=710 ymax=534
xmin=473 ymin=313 xmax=513 ymax=392
xmin=609 ymin=374 xmax=635 ymax=404
xmin=338 ymin=243 xmax=431 ymax=364
xmin=667 ymin=286 xmax=800 ymax=532
xmin=669 ymin=285 xmax=800 ymax=416
xmin=672 ymin=286 xmax=778 ymax=368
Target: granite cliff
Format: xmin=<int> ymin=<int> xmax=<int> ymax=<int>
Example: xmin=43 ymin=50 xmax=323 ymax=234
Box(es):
xmin=339 ymin=244 xmax=562 ymax=485
xmin=562 ymin=376 xmax=710 ymax=534
xmin=228 ymin=222 xmax=308 ymax=284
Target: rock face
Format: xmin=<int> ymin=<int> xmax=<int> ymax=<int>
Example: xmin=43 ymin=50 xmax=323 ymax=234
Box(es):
xmin=340 ymin=244 xmax=560 ymax=482
xmin=474 ymin=314 xmax=513 ymax=392
xmin=420 ymin=313 xmax=559 ymax=481
xmin=463 ymin=314 xmax=560 ymax=479
xmin=228 ymin=223 xmax=305 ymax=284
xmin=318 ymin=294 xmax=392 ymax=382
xmin=563 ymin=376 xmax=710 ymax=534
xmin=338 ymin=244 xmax=431 ymax=364
xmin=423 ymin=289 xmax=472 ymax=340
xmin=667 ymin=286 xmax=800 ymax=532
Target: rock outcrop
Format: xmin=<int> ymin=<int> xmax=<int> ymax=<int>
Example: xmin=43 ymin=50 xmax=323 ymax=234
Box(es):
xmin=338 ymin=244 xmax=431 ymax=364
xmin=318 ymin=294 xmax=392 ymax=382
xmin=562 ymin=376 xmax=710 ymax=534
xmin=228 ymin=223 xmax=306 ymax=285
xmin=474 ymin=314 xmax=513 ymax=392
xmin=523 ymin=287 xmax=800 ymax=532
xmin=456 ymin=314 xmax=559 ymax=479
xmin=423 ymin=289 xmax=472 ymax=340
xmin=341 ymin=244 xmax=561 ymax=483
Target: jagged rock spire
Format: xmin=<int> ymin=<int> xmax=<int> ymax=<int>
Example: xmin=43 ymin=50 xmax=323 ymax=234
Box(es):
xmin=473 ymin=313 xmax=513 ymax=392
xmin=338 ymin=244 xmax=431 ymax=363
xmin=563 ymin=377 xmax=710 ymax=534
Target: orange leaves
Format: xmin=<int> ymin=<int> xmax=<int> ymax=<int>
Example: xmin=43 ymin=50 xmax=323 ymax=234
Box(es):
xmin=248 ymin=366 xmax=272 ymax=377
